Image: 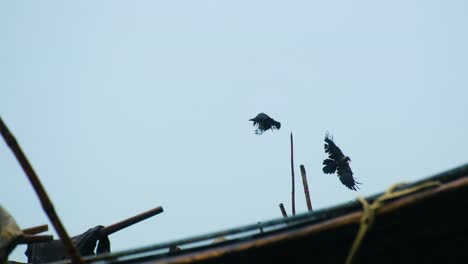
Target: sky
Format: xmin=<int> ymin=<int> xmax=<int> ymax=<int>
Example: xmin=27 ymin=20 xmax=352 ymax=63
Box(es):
xmin=1 ymin=0 xmax=468 ymax=261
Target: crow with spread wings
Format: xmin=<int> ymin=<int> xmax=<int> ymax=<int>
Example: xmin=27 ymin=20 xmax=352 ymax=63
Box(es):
xmin=322 ymin=132 xmax=360 ymax=191
xmin=249 ymin=113 xmax=281 ymax=135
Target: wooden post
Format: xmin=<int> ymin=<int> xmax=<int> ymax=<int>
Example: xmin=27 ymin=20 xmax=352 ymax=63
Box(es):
xmin=290 ymin=132 xmax=296 ymax=215
xmin=0 ymin=117 xmax=84 ymax=264
xmin=300 ymin=165 xmax=313 ymax=212
xmin=279 ymin=203 xmax=288 ymax=218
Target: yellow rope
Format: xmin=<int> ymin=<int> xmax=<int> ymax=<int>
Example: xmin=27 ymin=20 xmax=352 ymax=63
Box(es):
xmin=345 ymin=181 xmax=442 ymax=264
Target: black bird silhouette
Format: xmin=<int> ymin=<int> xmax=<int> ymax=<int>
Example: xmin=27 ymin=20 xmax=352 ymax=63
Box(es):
xmin=249 ymin=113 xmax=281 ymax=135
xmin=322 ymin=132 xmax=360 ymax=191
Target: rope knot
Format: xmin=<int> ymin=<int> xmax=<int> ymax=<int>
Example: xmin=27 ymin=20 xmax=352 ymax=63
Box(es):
xmin=345 ymin=181 xmax=441 ymax=264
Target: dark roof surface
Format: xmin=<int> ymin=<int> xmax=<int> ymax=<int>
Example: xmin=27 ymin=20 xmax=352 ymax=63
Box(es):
xmin=56 ymin=163 xmax=468 ymax=264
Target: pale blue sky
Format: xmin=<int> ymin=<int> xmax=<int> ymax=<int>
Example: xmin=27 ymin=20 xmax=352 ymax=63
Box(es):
xmin=2 ymin=1 xmax=468 ymax=261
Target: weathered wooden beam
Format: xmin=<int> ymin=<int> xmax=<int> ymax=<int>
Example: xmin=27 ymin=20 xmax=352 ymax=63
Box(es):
xmin=0 ymin=117 xmax=84 ymax=264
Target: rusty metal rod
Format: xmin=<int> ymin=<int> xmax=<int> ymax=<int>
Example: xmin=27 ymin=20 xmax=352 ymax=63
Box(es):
xmin=99 ymin=206 xmax=163 ymax=236
xmin=0 ymin=117 xmax=84 ymax=264
xmin=300 ymin=165 xmax=313 ymax=212
xmin=18 ymin=235 xmax=54 ymax=244
xmin=290 ymin=132 xmax=296 ymax=215
xmin=279 ymin=203 xmax=288 ymax=218
xmin=22 ymin=224 xmax=49 ymax=235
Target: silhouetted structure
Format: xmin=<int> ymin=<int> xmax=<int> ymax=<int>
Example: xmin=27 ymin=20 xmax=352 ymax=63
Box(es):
xmin=60 ymin=163 xmax=468 ymax=264
xmin=25 ymin=227 xmax=110 ymax=264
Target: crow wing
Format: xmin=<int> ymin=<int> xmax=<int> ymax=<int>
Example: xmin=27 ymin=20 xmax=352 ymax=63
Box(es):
xmin=271 ymin=120 xmax=281 ymax=130
xmin=324 ymin=132 xmax=345 ymax=161
xmin=337 ymin=164 xmax=360 ymax=191
xmin=322 ymin=159 xmax=338 ymax=174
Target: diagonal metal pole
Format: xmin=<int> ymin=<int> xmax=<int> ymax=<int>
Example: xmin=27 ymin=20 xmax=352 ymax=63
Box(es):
xmin=0 ymin=117 xmax=84 ymax=264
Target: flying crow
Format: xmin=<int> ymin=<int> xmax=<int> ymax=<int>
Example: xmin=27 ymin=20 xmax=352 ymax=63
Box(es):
xmin=249 ymin=113 xmax=281 ymax=135
xmin=322 ymin=132 xmax=360 ymax=191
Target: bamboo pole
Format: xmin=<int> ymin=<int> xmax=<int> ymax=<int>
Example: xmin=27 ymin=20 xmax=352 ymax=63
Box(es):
xmin=290 ymin=132 xmax=296 ymax=215
xmin=279 ymin=203 xmax=288 ymax=218
xmin=0 ymin=117 xmax=84 ymax=264
xmin=300 ymin=165 xmax=313 ymax=212
xmin=99 ymin=206 xmax=163 ymax=236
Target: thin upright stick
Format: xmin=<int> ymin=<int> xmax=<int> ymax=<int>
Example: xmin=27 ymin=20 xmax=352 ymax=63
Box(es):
xmin=300 ymin=165 xmax=313 ymax=212
xmin=0 ymin=117 xmax=84 ymax=264
xmin=279 ymin=203 xmax=288 ymax=218
xmin=290 ymin=132 xmax=296 ymax=215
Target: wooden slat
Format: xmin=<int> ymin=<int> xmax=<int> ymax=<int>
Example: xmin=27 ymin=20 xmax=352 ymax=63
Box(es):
xmin=22 ymin=224 xmax=48 ymax=235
